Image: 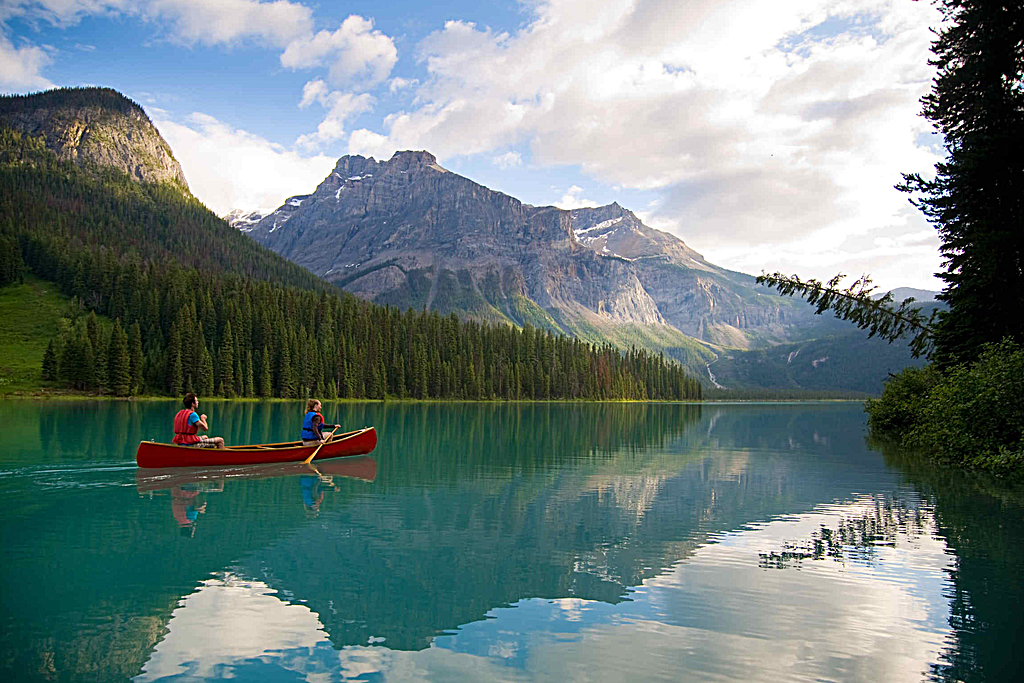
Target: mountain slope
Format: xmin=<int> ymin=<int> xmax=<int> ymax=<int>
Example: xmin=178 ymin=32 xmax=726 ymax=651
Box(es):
xmin=245 ymin=151 xmax=717 ymax=367
xmin=0 ymin=93 xmax=328 ymax=291
xmin=0 ymin=89 xmax=701 ymax=400
xmin=566 ymin=202 xmax=828 ymax=347
xmin=0 ymin=87 xmax=188 ymax=192
xmin=243 ymin=151 xmax=849 ymax=375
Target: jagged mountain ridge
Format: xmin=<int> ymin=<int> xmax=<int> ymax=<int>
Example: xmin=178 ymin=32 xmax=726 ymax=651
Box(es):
xmin=224 ymin=208 xmax=272 ymax=233
xmin=0 ymin=87 xmax=189 ymax=193
xmin=243 ymin=151 xmax=828 ymax=358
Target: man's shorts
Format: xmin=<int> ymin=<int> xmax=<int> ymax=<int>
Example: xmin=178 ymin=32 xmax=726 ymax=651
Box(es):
xmin=185 ymin=435 xmax=218 ymax=448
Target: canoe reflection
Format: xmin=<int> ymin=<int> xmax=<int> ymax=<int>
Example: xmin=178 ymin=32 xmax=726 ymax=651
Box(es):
xmin=135 ymin=456 xmax=377 ymax=492
xmin=137 ymin=457 xmax=377 ymax=534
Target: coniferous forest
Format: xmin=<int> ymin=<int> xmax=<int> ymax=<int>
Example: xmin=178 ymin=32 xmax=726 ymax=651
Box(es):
xmin=0 ymin=125 xmax=702 ymax=401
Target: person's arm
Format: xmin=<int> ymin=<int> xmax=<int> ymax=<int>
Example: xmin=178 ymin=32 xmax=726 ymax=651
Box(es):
xmin=190 ymin=412 xmax=210 ymax=432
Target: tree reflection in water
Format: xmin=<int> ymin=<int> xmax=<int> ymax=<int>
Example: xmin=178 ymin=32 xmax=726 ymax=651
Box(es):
xmin=874 ymin=439 xmax=1024 ymax=683
xmin=758 ymin=493 xmax=936 ymax=570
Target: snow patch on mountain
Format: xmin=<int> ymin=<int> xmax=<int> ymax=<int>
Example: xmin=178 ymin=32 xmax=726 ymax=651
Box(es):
xmin=223 ymin=208 xmax=268 ymax=233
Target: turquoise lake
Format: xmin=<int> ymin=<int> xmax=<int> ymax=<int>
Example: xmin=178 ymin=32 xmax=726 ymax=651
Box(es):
xmin=1 ymin=400 xmax=1022 ymax=682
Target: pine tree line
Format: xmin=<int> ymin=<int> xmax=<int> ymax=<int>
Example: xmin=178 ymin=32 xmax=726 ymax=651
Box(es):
xmin=1 ymin=125 xmax=701 ymax=401
xmin=31 ymin=253 xmax=701 ymax=400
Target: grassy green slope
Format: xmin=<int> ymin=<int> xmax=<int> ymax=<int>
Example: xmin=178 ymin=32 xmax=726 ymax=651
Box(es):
xmin=0 ymin=275 xmax=73 ymax=393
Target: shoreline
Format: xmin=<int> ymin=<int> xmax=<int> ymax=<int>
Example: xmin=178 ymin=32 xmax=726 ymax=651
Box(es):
xmin=0 ymin=391 xmax=868 ymax=405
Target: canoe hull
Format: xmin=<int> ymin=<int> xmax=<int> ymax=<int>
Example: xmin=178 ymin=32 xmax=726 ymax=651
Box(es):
xmin=136 ymin=427 xmax=377 ymax=468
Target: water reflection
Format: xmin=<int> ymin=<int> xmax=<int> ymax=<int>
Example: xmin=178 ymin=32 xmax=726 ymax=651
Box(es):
xmin=876 ymin=441 xmax=1024 ymax=683
xmin=758 ymin=492 xmax=937 ymax=569
xmin=2 ymin=402 xmax=1021 ymax=682
xmin=170 ymin=486 xmax=208 ymax=538
xmin=137 ymin=458 xmax=376 ymax=537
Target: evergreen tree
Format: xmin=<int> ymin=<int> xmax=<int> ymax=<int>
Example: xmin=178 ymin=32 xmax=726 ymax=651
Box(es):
xmin=107 ymin=319 xmax=130 ymax=396
xmin=80 ymin=335 xmax=96 ymax=391
xmin=42 ymin=338 xmax=59 ymax=381
xmin=898 ymin=0 xmax=1024 ymax=366
xmin=395 ymin=359 xmax=406 ymax=398
xmin=217 ymin=321 xmax=235 ymax=397
xmin=244 ymin=350 xmax=255 ymax=398
xmin=128 ymin=321 xmax=143 ymax=395
xmin=259 ymin=348 xmax=272 ymax=398
xmin=59 ymin=331 xmax=82 ymax=388
xmin=197 ymin=342 xmax=214 ymax=396
xmin=277 ymin=338 xmax=294 ymax=398
xmin=166 ymin=324 xmax=183 ymax=396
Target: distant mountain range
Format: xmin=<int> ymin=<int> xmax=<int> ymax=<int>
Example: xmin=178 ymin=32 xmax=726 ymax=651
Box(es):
xmin=229 ymin=151 xmax=865 ymax=371
xmin=875 ymin=287 xmax=938 ymax=302
xmin=228 ymin=150 xmax=933 ymax=391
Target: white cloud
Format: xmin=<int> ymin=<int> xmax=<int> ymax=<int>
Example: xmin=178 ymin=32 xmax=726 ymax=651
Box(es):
xmin=554 ymin=185 xmax=599 ymax=210
xmin=388 ymin=76 xmax=417 ymax=93
xmin=352 ymin=0 xmax=943 ymax=288
xmin=297 ymin=77 xmax=330 ymax=108
xmin=151 ymin=110 xmax=336 ymax=215
xmin=0 ymin=34 xmax=54 ymax=90
xmin=142 ymin=0 xmax=313 ymax=48
xmin=294 ymin=78 xmax=374 ymax=148
xmin=492 ymin=151 xmax=521 ymax=169
xmin=280 ymin=14 xmax=397 ymax=88
xmin=0 ymin=1 xmax=128 ymax=27
xmin=1 ymin=1 xmax=312 ymax=46
xmin=2 ymin=2 xmax=397 ymax=160
xmin=347 ymin=128 xmax=396 ymax=160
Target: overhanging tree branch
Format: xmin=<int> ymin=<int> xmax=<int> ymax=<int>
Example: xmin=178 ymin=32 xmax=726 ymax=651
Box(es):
xmin=756 ymin=272 xmax=938 ymax=358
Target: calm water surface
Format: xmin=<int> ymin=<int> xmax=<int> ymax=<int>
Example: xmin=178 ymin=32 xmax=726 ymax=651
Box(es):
xmin=1 ymin=401 xmax=1022 ymax=682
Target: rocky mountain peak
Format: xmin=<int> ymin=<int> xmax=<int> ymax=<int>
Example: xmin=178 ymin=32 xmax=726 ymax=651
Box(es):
xmin=386 ymin=150 xmax=446 ymax=172
xmin=0 ymin=86 xmax=189 ymax=192
xmin=241 ymin=149 xmax=836 ymax=354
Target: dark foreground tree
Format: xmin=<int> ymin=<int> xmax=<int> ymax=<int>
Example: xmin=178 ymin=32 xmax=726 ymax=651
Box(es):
xmin=898 ymin=0 xmax=1024 ymax=366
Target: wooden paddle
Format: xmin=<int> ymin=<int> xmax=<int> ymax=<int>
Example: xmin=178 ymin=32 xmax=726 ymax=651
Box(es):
xmin=303 ymin=425 xmax=339 ymax=465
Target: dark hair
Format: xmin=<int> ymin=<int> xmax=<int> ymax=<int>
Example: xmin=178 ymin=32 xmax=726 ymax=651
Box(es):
xmin=183 ymin=392 xmax=197 ymax=408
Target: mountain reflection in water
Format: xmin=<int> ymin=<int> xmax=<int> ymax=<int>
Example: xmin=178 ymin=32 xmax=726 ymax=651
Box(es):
xmin=0 ymin=402 xmax=1021 ymax=682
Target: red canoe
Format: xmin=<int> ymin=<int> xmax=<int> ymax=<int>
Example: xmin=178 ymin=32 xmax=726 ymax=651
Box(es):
xmin=135 ymin=456 xmax=378 ymax=491
xmin=136 ymin=427 xmax=377 ymax=468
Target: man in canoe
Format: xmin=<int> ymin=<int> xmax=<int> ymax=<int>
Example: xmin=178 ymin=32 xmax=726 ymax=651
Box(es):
xmin=302 ymin=399 xmax=340 ymax=446
xmin=173 ymin=393 xmax=226 ymax=449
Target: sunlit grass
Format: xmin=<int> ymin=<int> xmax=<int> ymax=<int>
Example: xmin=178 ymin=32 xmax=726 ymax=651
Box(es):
xmin=0 ymin=274 xmax=69 ymax=394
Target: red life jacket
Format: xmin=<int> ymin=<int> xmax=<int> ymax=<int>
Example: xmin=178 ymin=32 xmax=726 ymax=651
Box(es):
xmin=173 ymin=409 xmax=201 ymax=445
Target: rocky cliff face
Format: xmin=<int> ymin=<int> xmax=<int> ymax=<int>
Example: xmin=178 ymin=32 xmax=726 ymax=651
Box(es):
xmin=245 ymin=150 xmax=834 ymax=356
xmin=566 ymin=203 xmax=805 ymax=345
xmin=248 ymin=151 xmax=669 ymax=333
xmin=0 ymin=87 xmax=189 ymax=191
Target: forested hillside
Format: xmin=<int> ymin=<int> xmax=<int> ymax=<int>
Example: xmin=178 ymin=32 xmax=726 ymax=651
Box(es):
xmin=0 ymin=123 xmax=700 ymax=401
xmin=709 ymin=326 xmax=931 ymax=395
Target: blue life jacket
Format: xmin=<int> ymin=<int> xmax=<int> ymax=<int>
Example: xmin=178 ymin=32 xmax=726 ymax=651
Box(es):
xmin=302 ymin=411 xmax=323 ymax=440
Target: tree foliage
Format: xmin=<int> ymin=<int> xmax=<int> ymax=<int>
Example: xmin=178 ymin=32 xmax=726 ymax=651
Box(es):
xmin=867 ymin=339 xmax=1024 ymax=473
xmin=896 ymin=0 xmax=1024 ymax=367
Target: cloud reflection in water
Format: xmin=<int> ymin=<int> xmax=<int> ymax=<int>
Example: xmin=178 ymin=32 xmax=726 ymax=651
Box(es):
xmin=136 ymin=494 xmax=953 ymax=682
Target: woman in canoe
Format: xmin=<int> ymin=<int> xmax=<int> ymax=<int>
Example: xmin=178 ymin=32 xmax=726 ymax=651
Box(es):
xmin=302 ymin=399 xmax=340 ymax=446
xmin=173 ymin=393 xmax=226 ymax=449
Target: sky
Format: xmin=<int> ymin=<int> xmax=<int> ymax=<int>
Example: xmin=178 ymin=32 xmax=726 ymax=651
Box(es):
xmin=1 ymin=0 xmax=946 ymax=290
